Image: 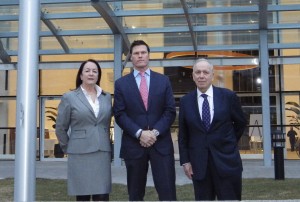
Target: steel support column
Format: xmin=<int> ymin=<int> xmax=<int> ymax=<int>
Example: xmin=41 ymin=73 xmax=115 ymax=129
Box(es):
xmin=113 ymin=34 xmax=123 ymax=167
xmin=260 ymin=30 xmax=272 ymax=167
xmin=14 ymin=0 xmax=40 ymax=201
xmin=259 ymin=1 xmax=272 ymax=167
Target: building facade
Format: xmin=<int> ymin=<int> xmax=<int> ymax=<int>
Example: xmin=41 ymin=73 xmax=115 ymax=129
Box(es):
xmin=1 ymin=0 xmax=300 ymax=165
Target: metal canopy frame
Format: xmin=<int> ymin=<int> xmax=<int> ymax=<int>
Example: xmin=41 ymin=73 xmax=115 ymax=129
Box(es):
xmin=0 ymin=1 xmax=299 ymax=65
xmin=180 ymin=0 xmax=197 ymax=52
xmin=41 ymin=11 xmax=70 ymax=53
xmin=91 ymin=0 xmax=130 ymax=55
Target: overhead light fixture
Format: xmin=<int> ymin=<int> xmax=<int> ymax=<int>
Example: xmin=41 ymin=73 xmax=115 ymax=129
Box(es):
xmin=165 ymin=51 xmax=258 ymax=70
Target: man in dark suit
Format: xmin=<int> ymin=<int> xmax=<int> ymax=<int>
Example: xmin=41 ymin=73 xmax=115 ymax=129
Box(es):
xmin=287 ymin=126 xmax=297 ymax=151
xmin=178 ymin=58 xmax=247 ymax=201
xmin=113 ymin=40 xmax=177 ymax=201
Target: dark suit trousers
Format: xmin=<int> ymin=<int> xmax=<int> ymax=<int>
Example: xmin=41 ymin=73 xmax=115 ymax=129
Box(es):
xmin=124 ymin=147 xmax=177 ymax=201
xmin=192 ymin=152 xmax=242 ymax=201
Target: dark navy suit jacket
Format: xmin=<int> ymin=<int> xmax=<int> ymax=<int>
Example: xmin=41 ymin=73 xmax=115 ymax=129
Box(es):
xmin=113 ymin=70 xmax=176 ymax=159
xmin=178 ymin=86 xmax=247 ymax=180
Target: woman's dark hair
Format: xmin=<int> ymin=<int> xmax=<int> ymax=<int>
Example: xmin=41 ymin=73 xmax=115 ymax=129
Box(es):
xmin=75 ymin=59 xmax=102 ymax=89
xmin=129 ymin=40 xmax=150 ymax=54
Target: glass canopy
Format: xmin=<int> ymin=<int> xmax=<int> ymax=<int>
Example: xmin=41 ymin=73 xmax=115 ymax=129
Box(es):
xmin=0 ymin=0 xmax=300 ymax=65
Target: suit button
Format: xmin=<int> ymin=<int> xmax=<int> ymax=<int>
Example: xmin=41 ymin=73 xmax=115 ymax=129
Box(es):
xmin=94 ymin=124 xmax=97 ymax=126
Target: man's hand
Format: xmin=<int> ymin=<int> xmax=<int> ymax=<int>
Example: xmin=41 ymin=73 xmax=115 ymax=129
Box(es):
xmin=139 ymin=130 xmax=157 ymax=147
xmin=183 ymin=162 xmax=193 ymax=180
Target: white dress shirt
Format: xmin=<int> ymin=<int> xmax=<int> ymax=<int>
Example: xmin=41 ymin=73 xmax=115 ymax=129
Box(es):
xmin=81 ymin=85 xmax=102 ymax=118
xmin=133 ymin=68 xmax=150 ymax=91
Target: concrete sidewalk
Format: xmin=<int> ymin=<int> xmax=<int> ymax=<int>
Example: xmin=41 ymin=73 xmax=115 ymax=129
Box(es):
xmin=1 ymin=159 xmax=300 ymax=186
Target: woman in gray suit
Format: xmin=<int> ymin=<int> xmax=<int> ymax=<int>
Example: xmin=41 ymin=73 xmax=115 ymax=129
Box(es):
xmin=56 ymin=59 xmax=112 ymax=201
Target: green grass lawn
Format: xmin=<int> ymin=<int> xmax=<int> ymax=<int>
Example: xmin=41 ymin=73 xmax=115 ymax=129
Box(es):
xmin=1 ymin=178 xmax=300 ymax=201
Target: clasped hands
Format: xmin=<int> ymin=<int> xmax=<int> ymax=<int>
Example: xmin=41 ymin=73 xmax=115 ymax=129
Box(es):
xmin=139 ymin=130 xmax=157 ymax=148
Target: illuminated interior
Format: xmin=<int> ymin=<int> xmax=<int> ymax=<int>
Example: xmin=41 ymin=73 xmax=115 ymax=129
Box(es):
xmin=1 ymin=0 xmax=300 ymax=161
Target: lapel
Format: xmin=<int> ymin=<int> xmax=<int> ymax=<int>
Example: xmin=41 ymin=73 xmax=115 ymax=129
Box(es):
xmin=147 ymin=70 xmax=156 ymax=110
xmin=191 ymin=90 xmax=204 ymax=127
xmin=75 ymin=88 xmax=96 ymax=118
xmin=96 ymin=93 xmax=105 ymax=121
xmin=210 ymin=86 xmax=222 ymax=129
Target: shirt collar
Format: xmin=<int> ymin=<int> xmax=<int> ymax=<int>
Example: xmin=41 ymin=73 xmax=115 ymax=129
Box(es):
xmin=197 ymin=85 xmax=213 ymax=98
xmin=80 ymin=85 xmax=102 ymax=97
xmin=134 ymin=68 xmax=151 ymax=78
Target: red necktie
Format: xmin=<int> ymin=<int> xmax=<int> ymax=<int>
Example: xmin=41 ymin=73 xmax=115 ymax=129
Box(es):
xmin=139 ymin=72 xmax=148 ymax=110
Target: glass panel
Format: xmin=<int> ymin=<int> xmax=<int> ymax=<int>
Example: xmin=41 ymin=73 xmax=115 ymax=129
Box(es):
xmin=0 ymin=6 xmax=18 ymax=15
xmin=40 ymin=54 xmax=114 ymax=62
xmin=272 ymin=0 xmax=300 ymax=5
xmin=239 ymin=98 xmax=278 ymax=155
xmin=41 ymin=35 xmax=114 ymax=50
xmin=10 ymin=56 xmax=18 ymax=63
xmin=166 ymin=66 xmax=269 ymax=95
xmin=111 ymin=0 xmax=256 ymax=9
xmin=8 ymin=70 xmax=17 ymax=96
xmin=64 ymin=35 xmax=113 ymax=49
xmin=0 ymin=70 xmax=8 ymax=95
xmin=196 ymin=31 xmax=259 ymax=45
xmin=193 ymin=13 xmax=259 ymax=26
xmin=0 ymin=96 xmax=40 ymax=158
xmin=124 ymin=13 xmax=259 ymax=28
xmin=42 ymin=3 xmax=93 ymax=13
xmin=281 ymin=49 xmax=300 ymax=57
xmin=43 ymin=98 xmax=63 ymax=159
xmin=128 ymin=0 xmax=259 ymax=8
xmin=0 ymin=70 xmax=17 ymax=96
xmin=0 ymin=38 xmax=18 ymax=52
xmin=0 ymin=99 xmax=16 ymax=156
xmin=49 ymin=18 xmax=109 ymax=30
xmin=41 ymin=21 xmax=51 ymax=32
xmin=129 ymin=32 xmax=259 ymax=47
xmin=163 ymin=32 xmax=194 ymax=46
xmin=120 ymin=0 xmax=168 ymax=10
xmin=128 ymin=33 xmax=164 ymax=52
xmin=165 ymin=51 xmax=258 ymax=61
xmin=280 ymin=29 xmax=300 ymax=44
xmin=40 ymin=69 xmax=77 ymax=95
xmin=284 ymin=94 xmax=300 ymax=128
xmin=0 ymin=128 xmax=13 ymax=156
xmin=0 ymin=99 xmax=16 ymax=128
xmin=0 ymin=21 xmax=18 ymax=32
xmin=284 ymin=94 xmax=300 ymax=159
xmin=124 ymin=16 xmax=165 ymax=28
xmin=40 ymin=37 xmax=63 ymax=50
xmin=240 ymin=126 xmax=263 ymax=154
xmin=205 ymin=0 xmax=258 ymax=7
xmin=282 ymin=64 xmax=300 ymax=91
xmin=40 ymin=68 xmax=114 ymax=95
xmin=277 ymin=11 xmax=300 ymax=23
xmin=7 ymin=38 xmax=18 ymax=51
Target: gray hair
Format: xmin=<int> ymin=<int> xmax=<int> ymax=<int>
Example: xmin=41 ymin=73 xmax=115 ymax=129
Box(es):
xmin=192 ymin=58 xmax=214 ymax=72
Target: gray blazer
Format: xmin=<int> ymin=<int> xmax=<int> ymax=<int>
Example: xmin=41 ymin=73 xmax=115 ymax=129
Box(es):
xmin=55 ymin=88 xmax=112 ymax=154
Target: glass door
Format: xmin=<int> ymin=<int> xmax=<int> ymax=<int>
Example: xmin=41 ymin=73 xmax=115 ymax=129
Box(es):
xmin=39 ymin=96 xmax=66 ymax=161
xmin=0 ymin=98 xmax=16 ymax=160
